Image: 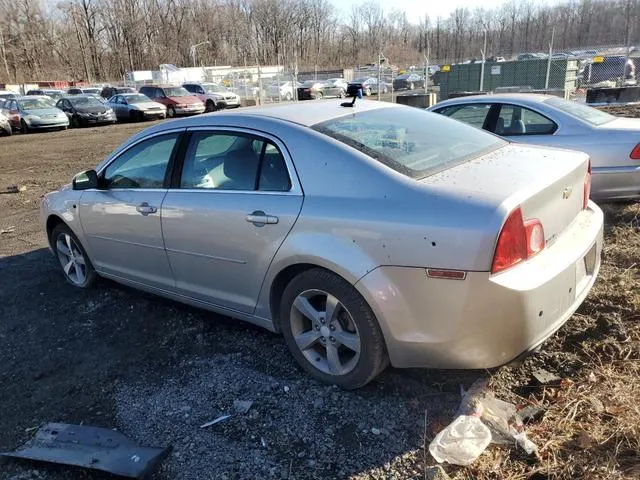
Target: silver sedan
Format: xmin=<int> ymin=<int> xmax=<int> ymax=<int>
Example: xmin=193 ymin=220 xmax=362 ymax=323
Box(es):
xmin=106 ymin=93 xmax=166 ymax=122
xmin=41 ymin=101 xmax=603 ymax=388
xmin=428 ymin=94 xmax=640 ymax=201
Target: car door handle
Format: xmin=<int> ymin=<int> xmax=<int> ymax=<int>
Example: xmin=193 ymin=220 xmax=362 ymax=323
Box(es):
xmin=246 ymin=211 xmax=279 ymax=225
xmin=136 ymin=202 xmax=157 ymax=216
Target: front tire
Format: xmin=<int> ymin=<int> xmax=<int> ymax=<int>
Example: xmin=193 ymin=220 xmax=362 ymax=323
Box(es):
xmin=285 ymin=92 xmax=292 ymax=101
xmin=20 ymin=119 xmax=30 ymax=134
xmin=51 ymin=224 xmax=97 ymax=288
xmin=280 ymin=268 xmax=388 ymax=389
xmin=205 ymin=100 xmax=216 ymax=112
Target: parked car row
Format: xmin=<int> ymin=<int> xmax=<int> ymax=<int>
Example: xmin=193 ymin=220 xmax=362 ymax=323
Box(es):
xmin=0 ymin=82 xmax=246 ymax=134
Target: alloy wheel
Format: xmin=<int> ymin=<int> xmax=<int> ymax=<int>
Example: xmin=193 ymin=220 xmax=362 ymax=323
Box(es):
xmin=289 ymin=289 xmax=361 ymax=376
xmin=56 ymin=233 xmax=87 ymax=285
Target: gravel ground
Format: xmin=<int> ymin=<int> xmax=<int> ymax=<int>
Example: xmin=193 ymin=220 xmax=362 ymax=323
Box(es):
xmin=0 ymin=109 xmax=637 ymax=480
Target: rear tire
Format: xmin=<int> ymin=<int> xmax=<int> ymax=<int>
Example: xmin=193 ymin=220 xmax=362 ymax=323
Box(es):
xmin=285 ymin=92 xmax=292 ymax=101
xmin=71 ymin=116 xmax=80 ymax=128
xmin=205 ymin=100 xmax=216 ymax=112
xmin=167 ymin=105 xmax=176 ymax=118
xmin=51 ymin=223 xmax=97 ymax=289
xmin=20 ymin=119 xmax=30 ymax=134
xmin=280 ymin=268 xmax=388 ymax=389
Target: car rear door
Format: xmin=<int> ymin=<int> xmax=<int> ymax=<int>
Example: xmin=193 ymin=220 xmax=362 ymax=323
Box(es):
xmin=434 ymin=103 xmax=496 ymax=131
xmin=78 ymin=130 xmax=183 ymax=290
xmin=160 ymin=127 xmax=304 ymax=314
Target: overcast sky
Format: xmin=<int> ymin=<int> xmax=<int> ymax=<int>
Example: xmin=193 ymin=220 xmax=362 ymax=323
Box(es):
xmin=330 ymin=0 xmax=525 ymax=22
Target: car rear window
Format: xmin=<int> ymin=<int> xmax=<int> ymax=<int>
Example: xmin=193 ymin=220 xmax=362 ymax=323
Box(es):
xmin=312 ymin=107 xmax=506 ymax=179
xmin=545 ymin=97 xmax=614 ymax=126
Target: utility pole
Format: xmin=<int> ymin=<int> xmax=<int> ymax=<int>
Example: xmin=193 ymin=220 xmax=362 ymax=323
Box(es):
xmin=545 ymin=27 xmax=555 ymax=90
xmin=190 ymin=41 xmax=211 ymax=67
xmin=425 ymin=29 xmax=430 ymax=94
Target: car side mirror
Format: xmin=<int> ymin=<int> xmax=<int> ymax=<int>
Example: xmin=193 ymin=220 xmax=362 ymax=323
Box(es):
xmin=72 ymin=169 xmax=99 ymax=190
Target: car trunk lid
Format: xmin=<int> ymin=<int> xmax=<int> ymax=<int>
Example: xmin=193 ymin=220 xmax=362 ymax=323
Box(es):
xmin=420 ymin=144 xmax=589 ymax=248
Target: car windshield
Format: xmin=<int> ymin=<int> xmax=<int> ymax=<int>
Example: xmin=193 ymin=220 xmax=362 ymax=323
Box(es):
xmin=202 ymin=83 xmax=226 ymax=93
xmin=302 ymin=80 xmax=319 ymax=87
xmin=83 ymin=88 xmax=100 ymax=94
xmin=353 ymin=78 xmax=369 ymax=83
xmin=312 ymin=107 xmax=506 ymax=179
xmin=545 ymin=97 xmax=615 ymax=126
xmin=117 ymin=88 xmax=136 ymax=93
xmin=19 ymin=98 xmax=55 ymax=110
xmin=69 ymin=96 xmax=104 ymax=107
xmin=397 ymin=74 xmax=411 ymax=79
xmin=44 ymin=91 xmax=64 ymax=100
xmin=125 ymin=94 xmax=152 ymax=104
xmin=164 ymin=87 xmax=190 ymax=97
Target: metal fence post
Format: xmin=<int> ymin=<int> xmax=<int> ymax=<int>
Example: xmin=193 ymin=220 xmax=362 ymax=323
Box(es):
xmin=479 ymin=31 xmax=486 ymax=92
xmin=377 ymin=52 xmax=382 ymax=101
xmin=545 ymin=27 xmax=555 ymax=90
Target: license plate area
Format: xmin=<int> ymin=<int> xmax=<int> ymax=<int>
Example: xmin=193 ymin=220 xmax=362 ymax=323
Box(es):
xmin=576 ymin=243 xmax=597 ymax=295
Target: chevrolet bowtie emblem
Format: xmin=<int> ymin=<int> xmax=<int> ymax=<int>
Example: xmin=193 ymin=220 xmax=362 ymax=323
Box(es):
xmin=562 ymin=186 xmax=573 ymax=199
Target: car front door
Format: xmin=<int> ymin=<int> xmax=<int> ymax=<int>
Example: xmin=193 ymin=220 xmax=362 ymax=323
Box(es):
xmin=7 ymin=100 xmax=20 ymax=128
xmin=78 ymin=131 xmax=182 ymax=289
xmin=109 ymin=95 xmax=122 ymax=118
xmin=161 ymin=128 xmax=304 ymax=314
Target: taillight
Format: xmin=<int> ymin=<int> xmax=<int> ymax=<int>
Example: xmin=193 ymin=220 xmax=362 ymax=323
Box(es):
xmin=630 ymin=143 xmax=640 ymax=160
xmin=583 ymin=160 xmax=592 ymax=209
xmin=491 ymin=207 xmax=545 ymax=274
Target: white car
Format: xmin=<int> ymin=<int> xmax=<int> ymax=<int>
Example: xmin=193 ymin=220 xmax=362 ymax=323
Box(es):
xmin=183 ymin=83 xmax=240 ymax=111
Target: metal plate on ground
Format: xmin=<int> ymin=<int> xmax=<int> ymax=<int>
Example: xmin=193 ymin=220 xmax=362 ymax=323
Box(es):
xmin=0 ymin=423 xmax=168 ymax=478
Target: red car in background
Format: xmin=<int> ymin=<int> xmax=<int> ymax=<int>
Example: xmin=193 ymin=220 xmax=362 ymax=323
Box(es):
xmin=138 ymin=85 xmax=205 ymax=117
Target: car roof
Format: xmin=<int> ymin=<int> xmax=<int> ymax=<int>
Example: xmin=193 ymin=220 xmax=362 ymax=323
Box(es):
xmin=435 ymin=93 xmax=557 ymax=107
xmin=209 ymin=99 xmax=400 ymax=127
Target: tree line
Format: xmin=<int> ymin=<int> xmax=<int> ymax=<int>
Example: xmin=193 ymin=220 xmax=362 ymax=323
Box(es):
xmin=0 ymin=0 xmax=638 ymax=83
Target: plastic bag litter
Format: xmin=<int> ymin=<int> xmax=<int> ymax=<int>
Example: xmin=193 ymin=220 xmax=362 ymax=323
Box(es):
xmin=429 ymin=379 xmax=538 ymax=466
xmin=458 ymin=379 xmax=538 ymax=454
xmin=429 ymin=415 xmax=492 ymax=466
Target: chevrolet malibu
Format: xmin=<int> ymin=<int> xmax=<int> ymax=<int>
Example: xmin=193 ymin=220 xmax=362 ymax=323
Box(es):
xmin=41 ymin=101 xmax=603 ymax=389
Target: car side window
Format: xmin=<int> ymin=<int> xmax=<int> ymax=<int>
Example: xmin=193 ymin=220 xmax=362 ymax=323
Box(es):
xmin=440 ymin=104 xmax=492 ymax=129
xmin=180 ymin=132 xmax=290 ymax=192
xmin=496 ymin=105 xmax=557 ymax=136
xmin=103 ymin=133 xmax=179 ymax=189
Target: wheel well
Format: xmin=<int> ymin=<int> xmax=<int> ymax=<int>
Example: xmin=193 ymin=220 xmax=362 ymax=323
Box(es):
xmin=269 ymin=263 xmax=326 ymax=331
xmin=46 ymin=215 xmax=64 ymax=246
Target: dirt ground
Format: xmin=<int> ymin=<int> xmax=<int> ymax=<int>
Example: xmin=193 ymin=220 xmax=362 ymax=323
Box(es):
xmin=0 ymin=110 xmax=638 ymax=480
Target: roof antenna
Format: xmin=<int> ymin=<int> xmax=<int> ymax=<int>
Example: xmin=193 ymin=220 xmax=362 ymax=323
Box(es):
xmin=341 ymin=88 xmax=362 ymax=108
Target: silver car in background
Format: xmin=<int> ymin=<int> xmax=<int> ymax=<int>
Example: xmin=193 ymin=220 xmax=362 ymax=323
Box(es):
xmin=428 ymin=94 xmax=640 ymax=200
xmin=106 ymin=93 xmax=166 ymax=122
xmin=41 ymin=101 xmax=603 ymax=389
xmin=4 ymin=96 xmax=68 ymax=132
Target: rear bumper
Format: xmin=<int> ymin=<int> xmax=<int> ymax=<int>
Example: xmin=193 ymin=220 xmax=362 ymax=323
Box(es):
xmin=592 ymin=165 xmax=640 ymax=200
xmin=355 ymin=202 xmax=604 ymax=369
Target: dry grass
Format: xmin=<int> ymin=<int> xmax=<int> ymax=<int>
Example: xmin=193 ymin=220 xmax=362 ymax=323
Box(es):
xmin=443 ymin=201 xmax=640 ymax=480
